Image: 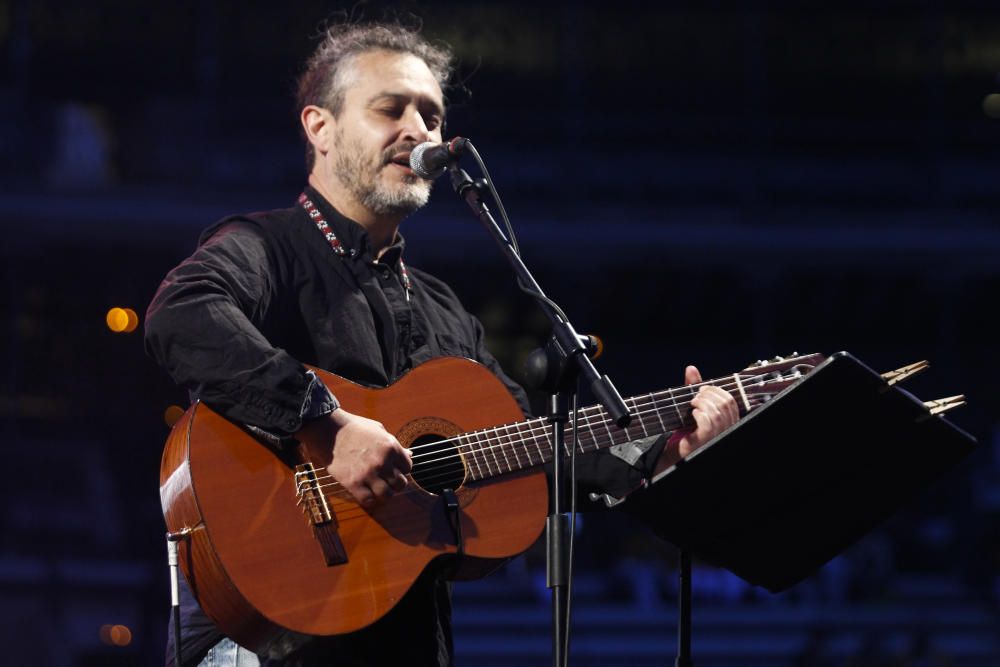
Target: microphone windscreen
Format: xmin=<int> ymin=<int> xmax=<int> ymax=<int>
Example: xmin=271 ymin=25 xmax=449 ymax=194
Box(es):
xmin=409 ymin=142 xmax=447 ymax=180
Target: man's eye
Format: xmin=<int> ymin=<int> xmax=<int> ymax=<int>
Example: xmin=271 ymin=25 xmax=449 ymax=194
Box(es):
xmin=378 ymin=107 xmax=403 ymax=117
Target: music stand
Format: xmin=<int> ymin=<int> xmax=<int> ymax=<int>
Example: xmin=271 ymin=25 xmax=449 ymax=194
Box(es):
xmin=627 ymin=351 xmax=977 ymax=663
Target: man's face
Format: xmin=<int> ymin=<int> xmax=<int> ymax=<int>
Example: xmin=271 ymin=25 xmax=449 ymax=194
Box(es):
xmin=330 ymin=50 xmax=445 ymax=218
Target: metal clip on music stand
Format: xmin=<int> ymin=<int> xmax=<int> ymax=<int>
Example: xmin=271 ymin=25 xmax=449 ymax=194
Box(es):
xmin=626 ymin=351 xmax=977 ymax=666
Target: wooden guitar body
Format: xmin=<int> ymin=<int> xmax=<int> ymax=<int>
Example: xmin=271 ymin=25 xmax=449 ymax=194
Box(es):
xmin=159 ymin=357 xmax=546 ymax=652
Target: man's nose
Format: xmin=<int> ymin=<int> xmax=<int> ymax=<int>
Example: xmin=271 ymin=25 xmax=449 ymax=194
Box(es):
xmin=399 ymin=109 xmax=431 ymax=144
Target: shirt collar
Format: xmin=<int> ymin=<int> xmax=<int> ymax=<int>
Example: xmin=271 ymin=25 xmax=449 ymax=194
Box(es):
xmin=301 ymin=185 xmax=407 ymax=267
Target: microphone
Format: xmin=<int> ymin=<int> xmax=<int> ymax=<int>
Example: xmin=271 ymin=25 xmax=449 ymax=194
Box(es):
xmin=409 ymin=137 xmax=469 ymax=179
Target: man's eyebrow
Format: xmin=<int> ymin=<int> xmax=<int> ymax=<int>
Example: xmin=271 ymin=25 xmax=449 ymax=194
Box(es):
xmin=367 ymin=92 xmax=444 ymax=118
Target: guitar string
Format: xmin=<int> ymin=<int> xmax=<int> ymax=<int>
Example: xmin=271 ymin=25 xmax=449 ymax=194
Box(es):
xmin=304 ymin=395 xmax=777 ymax=524
xmin=297 ymin=394 xmax=775 ymax=514
xmin=300 ymin=368 xmax=791 ymax=487
xmin=307 ymin=397 xmax=776 ymax=524
xmin=290 ymin=362 xmax=818 ymax=520
xmin=396 ymin=368 xmax=790 ymax=457
xmin=296 ymin=375 xmax=782 ymax=500
xmin=299 ymin=385 xmax=719 ymax=493
xmin=299 ymin=378 xmax=780 ymax=502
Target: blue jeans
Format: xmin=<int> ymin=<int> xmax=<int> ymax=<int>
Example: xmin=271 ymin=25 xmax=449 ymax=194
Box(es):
xmin=198 ymin=638 xmax=260 ymax=667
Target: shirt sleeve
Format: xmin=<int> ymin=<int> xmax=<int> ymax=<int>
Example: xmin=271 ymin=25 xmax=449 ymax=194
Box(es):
xmin=145 ymin=221 xmax=332 ymax=435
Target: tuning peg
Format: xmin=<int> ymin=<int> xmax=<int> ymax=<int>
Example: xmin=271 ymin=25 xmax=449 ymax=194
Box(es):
xmin=923 ymin=395 xmax=966 ymax=416
xmin=881 ymin=360 xmax=929 ymax=386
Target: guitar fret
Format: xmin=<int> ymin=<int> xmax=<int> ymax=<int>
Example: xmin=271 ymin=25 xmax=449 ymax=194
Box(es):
xmin=484 ymin=430 xmax=504 ymax=473
xmin=733 ymin=373 xmax=751 ymax=413
xmin=534 ymin=423 xmax=552 ymax=463
xmin=583 ymin=405 xmax=601 ymax=451
xmin=460 ymin=435 xmax=484 ymax=481
xmin=499 ymin=426 xmax=519 ymax=471
xmin=620 ymin=400 xmax=634 ymax=441
xmin=602 ymin=406 xmax=617 ymax=446
xmin=471 ymin=431 xmax=494 ymax=479
xmin=525 ymin=423 xmax=538 ymax=467
xmin=583 ymin=406 xmax=599 ymax=452
xmin=474 ymin=433 xmax=492 ymax=480
xmin=667 ymin=386 xmax=684 ymax=427
xmin=629 ymin=396 xmax=650 ymax=438
xmin=507 ymin=423 xmax=529 ymax=468
xmin=516 ymin=426 xmax=529 ymax=469
xmin=648 ymin=391 xmax=668 ymax=432
xmin=528 ymin=421 xmax=546 ymax=462
xmin=487 ymin=429 xmax=506 ymax=472
xmin=684 ymin=386 xmax=697 ymax=427
xmin=568 ymin=412 xmax=585 ymax=454
xmin=521 ymin=423 xmax=536 ymax=467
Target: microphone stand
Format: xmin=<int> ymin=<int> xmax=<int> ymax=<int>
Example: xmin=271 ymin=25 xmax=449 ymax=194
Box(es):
xmin=448 ymin=163 xmax=631 ymax=667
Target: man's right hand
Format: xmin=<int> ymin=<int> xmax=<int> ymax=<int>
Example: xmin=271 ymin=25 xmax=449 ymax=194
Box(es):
xmin=325 ymin=409 xmax=412 ymax=507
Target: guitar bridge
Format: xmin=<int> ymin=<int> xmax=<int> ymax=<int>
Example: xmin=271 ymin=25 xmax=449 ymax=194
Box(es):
xmin=295 ymin=463 xmax=348 ymax=566
xmin=296 ymin=464 xmax=333 ymax=524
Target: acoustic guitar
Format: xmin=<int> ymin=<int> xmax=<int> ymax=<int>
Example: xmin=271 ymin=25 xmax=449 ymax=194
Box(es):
xmin=159 ymin=352 xmax=822 ymax=651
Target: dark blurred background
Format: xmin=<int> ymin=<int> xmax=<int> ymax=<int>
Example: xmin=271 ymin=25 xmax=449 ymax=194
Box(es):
xmin=1 ymin=1 xmax=998 ymax=665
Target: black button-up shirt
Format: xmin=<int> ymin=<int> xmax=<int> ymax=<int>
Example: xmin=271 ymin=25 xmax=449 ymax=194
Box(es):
xmin=145 ymin=186 xmax=664 ymax=666
xmin=146 ymin=185 xmax=531 ymax=435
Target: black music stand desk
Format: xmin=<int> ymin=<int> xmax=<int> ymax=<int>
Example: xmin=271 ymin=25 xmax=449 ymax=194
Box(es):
xmin=628 ymin=351 xmax=977 ymax=592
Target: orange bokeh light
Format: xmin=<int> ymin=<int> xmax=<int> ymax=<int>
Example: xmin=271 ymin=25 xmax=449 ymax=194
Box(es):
xmin=109 ymin=624 xmax=132 ymax=646
xmin=106 ymin=308 xmax=128 ymax=332
xmin=106 ymin=307 xmax=139 ymax=333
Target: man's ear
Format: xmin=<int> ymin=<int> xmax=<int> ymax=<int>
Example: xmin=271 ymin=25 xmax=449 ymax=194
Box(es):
xmin=301 ymin=105 xmax=335 ymax=160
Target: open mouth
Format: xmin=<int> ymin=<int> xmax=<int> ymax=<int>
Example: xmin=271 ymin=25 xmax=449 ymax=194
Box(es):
xmin=388 ymin=153 xmax=412 ymax=169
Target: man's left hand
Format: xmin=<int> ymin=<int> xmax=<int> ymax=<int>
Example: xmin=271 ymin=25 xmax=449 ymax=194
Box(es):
xmin=654 ymin=365 xmax=740 ymax=476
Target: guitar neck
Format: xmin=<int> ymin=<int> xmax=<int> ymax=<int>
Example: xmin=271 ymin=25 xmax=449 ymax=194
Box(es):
xmin=443 ymin=373 xmax=749 ymax=483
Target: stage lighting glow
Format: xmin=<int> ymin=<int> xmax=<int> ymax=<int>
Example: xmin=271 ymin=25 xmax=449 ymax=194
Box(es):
xmin=983 ymin=93 xmax=1000 ymax=118
xmin=106 ymin=308 xmax=128 ymax=332
xmin=124 ymin=307 xmax=139 ymax=332
xmin=106 ymin=307 xmax=139 ymax=333
xmin=164 ymin=404 xmax=185 ymax=427
xmin=110 ymin=624 xmax=132 ymax=646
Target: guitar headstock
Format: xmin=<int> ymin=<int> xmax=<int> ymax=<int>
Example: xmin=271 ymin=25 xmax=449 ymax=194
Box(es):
xmin=739 ymin=352 xmax=826 ymax=405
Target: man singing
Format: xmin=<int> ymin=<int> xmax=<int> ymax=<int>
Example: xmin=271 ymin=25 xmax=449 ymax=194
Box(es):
xmin=146 ymin=19 xmax=738 ymax=667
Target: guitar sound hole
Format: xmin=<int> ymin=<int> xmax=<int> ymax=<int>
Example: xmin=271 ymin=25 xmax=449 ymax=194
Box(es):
xmin=409 ymin=434 xmax=466 ymax=495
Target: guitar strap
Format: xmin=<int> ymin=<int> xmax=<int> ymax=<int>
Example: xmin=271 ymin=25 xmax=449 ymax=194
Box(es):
xmin=298 ymin=191 xmax=413 ymax=296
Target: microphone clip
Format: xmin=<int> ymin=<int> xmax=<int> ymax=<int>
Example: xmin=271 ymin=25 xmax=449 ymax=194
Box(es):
xmin=448 ymin=165 xmax=488 ymax=198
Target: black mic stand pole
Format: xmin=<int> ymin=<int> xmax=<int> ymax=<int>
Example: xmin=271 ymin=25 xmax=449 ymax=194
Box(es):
xmin=448 ymin=164 xmax=632 ymax=667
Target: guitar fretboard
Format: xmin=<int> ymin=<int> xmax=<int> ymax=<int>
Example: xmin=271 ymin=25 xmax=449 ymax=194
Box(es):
xmin=407 ymin=352 xmax=824 ymax=484
xmin=448 ymin=383 xmax=711 ymax=482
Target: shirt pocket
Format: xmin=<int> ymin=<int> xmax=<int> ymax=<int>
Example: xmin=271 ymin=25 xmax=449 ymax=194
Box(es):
xmin=432 ymin=332 xmax=476 ymax=361
xmin=407 ymin=331 xmax=476 ymax=368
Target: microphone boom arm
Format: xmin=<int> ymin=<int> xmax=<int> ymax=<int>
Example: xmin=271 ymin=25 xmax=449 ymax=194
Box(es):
xmin=447 ymin=161 xmax=631 ymax=428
